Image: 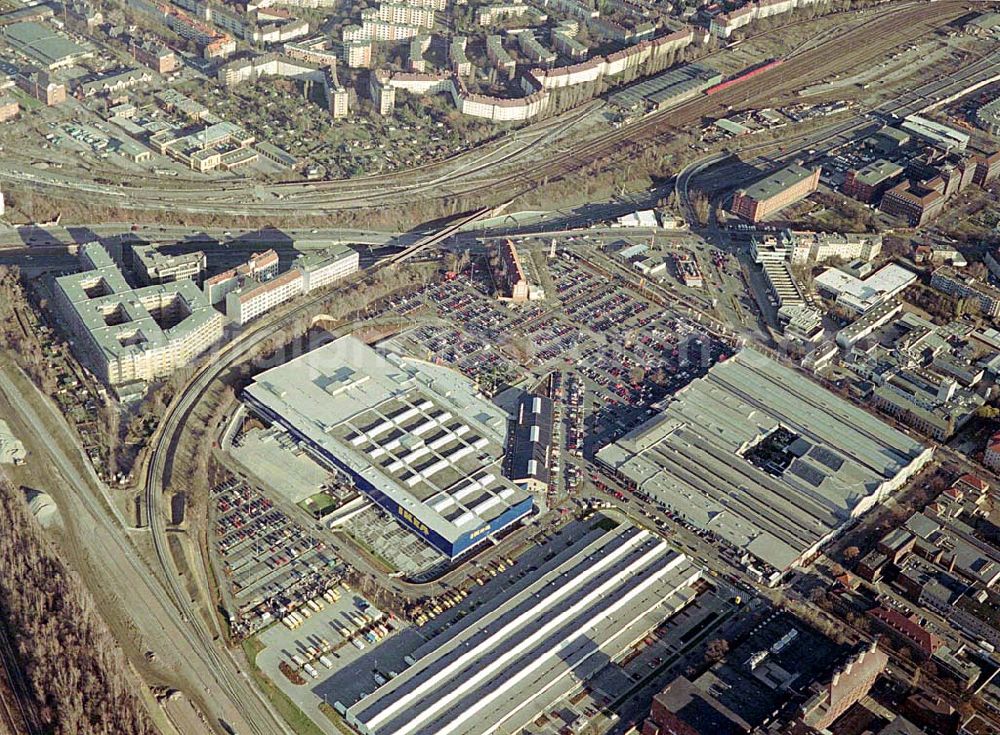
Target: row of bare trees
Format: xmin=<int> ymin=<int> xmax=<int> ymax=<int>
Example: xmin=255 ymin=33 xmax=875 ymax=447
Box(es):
xmin=0 ymin=479 xmax=156 ymax=735
xmin=0 ymin=267 xmax=64 ymax=396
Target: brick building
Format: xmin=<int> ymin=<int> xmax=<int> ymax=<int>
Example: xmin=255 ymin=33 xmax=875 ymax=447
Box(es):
xmin=842 ymin=159 xmax=904 ymax=203
xmin=129 ymin=39 xmax=178 ymax=73
xmin=866 ymin=606 xmax=943 ymax=659
xmin=909 ymin=152 xmax=976 ymax=199
xmin=879 ymin=180 xmax=945 ymax=226
xmin=730 ymin=164 xmax=821 ymax=222
xmin=15 ymin=68 xmax=65 ymax=105
xmin=799 ymin=643 xmax=889 ymax=731
xmin=641 ymin=676 xmax=750 ymax=735
xmin=973 ymin=151 xmax=1000 ymax=187
xmin=493 ymin=239 xmax=530 ymax=302
xmin=985 ymin=430 xmax=1000 ymax=471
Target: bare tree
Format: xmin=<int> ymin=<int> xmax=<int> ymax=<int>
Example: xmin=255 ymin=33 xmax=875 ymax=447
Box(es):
xmin=0 ymin=477 xmax=157 ymax=735
xmin=704 ymin=638 xmax=729 ymax=663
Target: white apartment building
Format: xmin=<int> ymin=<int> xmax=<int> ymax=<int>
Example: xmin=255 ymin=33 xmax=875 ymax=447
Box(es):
xmin=370 ymin=72 xmax=396 ymax=114
xmin=203 ymin=249 xmax=280 ymax=303
xmin=53 ymin=244 xmax=223 ymax=387
xmin=343 ymin=18 xmax=421 ymax=41
xmin=226 ymin=269 xmax=304 ymax=325
xmin=397 ymin=0 xmax=444 ymax=9
xmin=222 ymin=245 xmax=359 ymax=325
xmin=790 ymin=231 xmax=882 ymax=265
xmin=329 ymin=84 xmax=350 ymax=117
xmin=132 ymin=244 xmax=207 ymax=285
xmin=362 ymin=3 xmax=434 ymax=28
xmin=295 ymin=244 xmax=360 ymax=292
xmin=343 ymin=39 xmax=372 ymax=67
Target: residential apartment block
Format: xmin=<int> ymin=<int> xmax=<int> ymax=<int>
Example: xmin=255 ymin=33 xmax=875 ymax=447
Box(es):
xmin=293 ymin=244 xmax=360 ymax=292
xmin=226 ymin=268 xmax=304 ymax=325
xmin=216 ymin=245 xmax=358 ymax=325
xmin=449 ymin=36 xmax=471 ymax=76
xmin=53 ymin=243 xmax=223 ymax=387
xmin=204 ymin=249 xmax=280 ymax=303
xmin=931 ymin=266 xmax=1000 ymax=318
xmin=361 ymin=2 xmax=434 ymax=28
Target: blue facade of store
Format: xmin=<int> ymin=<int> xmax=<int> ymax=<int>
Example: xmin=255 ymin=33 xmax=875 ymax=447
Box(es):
xmin=244 ymin=392 xmax=534 ymax=557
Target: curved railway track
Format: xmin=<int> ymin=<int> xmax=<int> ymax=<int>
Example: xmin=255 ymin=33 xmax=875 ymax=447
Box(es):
xmin=419 ymin=0 xmax=968 ymax=204
xmin=0 ymin=0 xmax=971 ymax=216
xmin=0 ymin=624 xmax=43 ymax=735
xmin=226 ymin=0 xmax=968 ymax=207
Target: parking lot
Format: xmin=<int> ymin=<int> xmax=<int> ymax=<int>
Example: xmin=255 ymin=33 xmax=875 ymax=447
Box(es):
xmin=219 ymin=240 xmax=758 ymax=733
xmin=246 ymin=517 xmax=615 ymax=733
xmin=407 ymin=322 xmax=524 ymax=396
xmin=255 ymin=586 xmax=404 ymax=735
xmin=543 ymin=256 xmax=732 ymax=451
xmin=211 ymin=478 xmax=342 ymax=639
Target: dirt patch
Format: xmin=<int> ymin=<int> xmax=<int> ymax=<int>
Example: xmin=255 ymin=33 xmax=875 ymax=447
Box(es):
xmin=278 ymin=661 xmax=306 ymax=686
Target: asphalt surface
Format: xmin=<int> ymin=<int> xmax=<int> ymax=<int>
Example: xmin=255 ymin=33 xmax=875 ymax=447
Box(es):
xmin=0 ymin=13 xmax=996 ymax=734
xmin=0 ymin=1 xmax=981 ymax=218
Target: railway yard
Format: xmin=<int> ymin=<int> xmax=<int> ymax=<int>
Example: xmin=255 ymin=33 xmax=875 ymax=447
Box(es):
xmin=1 ymin=1 xmax=995 ymax=221
xmin=2 ymin=1 xmax=1000 ymax=735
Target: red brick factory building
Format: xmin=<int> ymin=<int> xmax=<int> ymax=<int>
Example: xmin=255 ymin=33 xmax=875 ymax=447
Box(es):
xmin=492 ymin=239 xmax=530 ymax=302
xmin=879 ymin=180 xmax=945 ymax=226
xmin=974 ymin=150 xmax=1000 ymax=186
xmin=730 ymin=163 xmax=821 ymax=222
xmin=842 ymin=159 xmax=904 ymax=204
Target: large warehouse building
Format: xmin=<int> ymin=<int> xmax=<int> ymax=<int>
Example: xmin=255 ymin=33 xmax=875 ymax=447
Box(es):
xmin=596 ymin=350 xmax=931 ymax=578
xmin=242 ymin=335 xmax=533 ymax=557
xmin=730 ymin=163 xmax=821 ymax=222
xmin=346 ymin=526 xmax=702 ymax=735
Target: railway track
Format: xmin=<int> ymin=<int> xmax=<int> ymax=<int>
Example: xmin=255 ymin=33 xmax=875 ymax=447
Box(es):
xmin=269 ymin=0 xmax=920 ymax=199
xmin=0 ymin=622 xmax=42 ymax=735
xmin=475 ymin=0 xmax=969 ymax=200
xmin=143 ymin=255 xmax=440 ymax=735
xmin=146 ymin=381 xmax=297 ymax=735
xmin=0 ymin=0 xmax=970 ymax=217
xmin=266 ymin=0 xmax=967 ymax=208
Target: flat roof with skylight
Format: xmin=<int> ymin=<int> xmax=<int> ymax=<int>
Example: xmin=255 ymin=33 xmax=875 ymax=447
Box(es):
xmin=346 ymin=525 xmax=702 ymax=735
xmin=242 ymin=335 xmax=533 ymax=557
xmin=596 ymin=350 xmax=931 ymax=573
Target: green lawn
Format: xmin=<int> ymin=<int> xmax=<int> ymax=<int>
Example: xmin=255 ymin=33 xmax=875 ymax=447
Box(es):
xmin=319 ymin=702 xmax=356 ymax=735
xmin=9 ymin=88 xmax=42 ymax=112
xmin=298 ymin=492 xmax=337 ymax=518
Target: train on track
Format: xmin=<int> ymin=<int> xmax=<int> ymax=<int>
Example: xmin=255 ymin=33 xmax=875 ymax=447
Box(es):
xmin=705 ymin=58 xmax=786 ymax=95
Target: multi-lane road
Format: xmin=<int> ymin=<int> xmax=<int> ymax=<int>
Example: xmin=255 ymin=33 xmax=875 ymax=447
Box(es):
xmin=0 ymin=0 xmax=985 ymax=220
xmin=0 ymin=6 xmax=996 ymax=734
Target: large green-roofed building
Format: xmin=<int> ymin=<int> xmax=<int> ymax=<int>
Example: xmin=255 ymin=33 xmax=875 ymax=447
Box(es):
xmin=2 ymin=21 xmax=93 ymax=69
xmin=730 ymin=163 xmax=821 ymax=222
